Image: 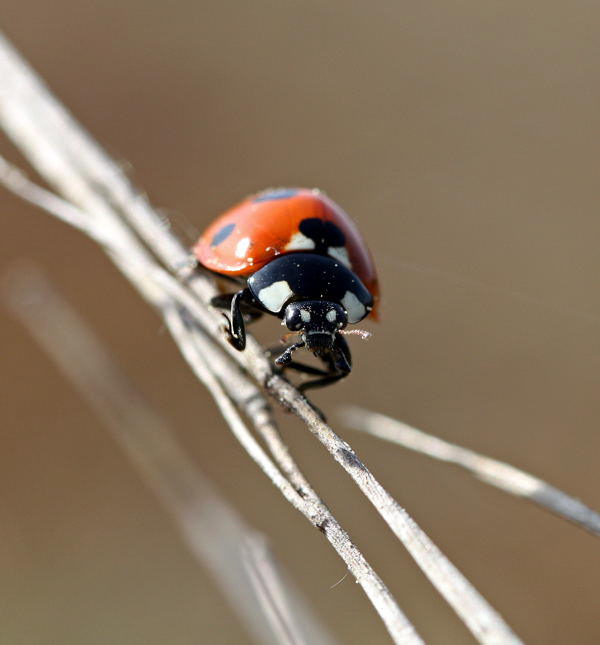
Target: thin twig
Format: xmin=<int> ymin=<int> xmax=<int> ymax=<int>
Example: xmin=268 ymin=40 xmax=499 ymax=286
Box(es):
xmin=0 ymin=157 xmax=422 ymax=645
xmin=0 ymin=32 xmax=524 ymax=644
xmin=165 ymin=311 xmax=423 ymax=645
xmin=4 ymin=266 xmax=337 ymax=645
xmin=340 ymin=407 xmax=600 ymax=538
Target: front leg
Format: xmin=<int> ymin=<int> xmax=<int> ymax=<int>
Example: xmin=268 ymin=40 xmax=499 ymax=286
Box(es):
xmin=298 ymin=334 xmax=352 ymax=393
xmin=217 ymin=288 xmax=255 ymax=351
xmin=211 ymin=292 xmax=263 ymax=323
xmin=332 ymin=334 xmax=352 ymax=373
xmin=274 ymin=341 xmax=306 ymax=366
xmin=277 ymin=360 xmax=329 ymax=377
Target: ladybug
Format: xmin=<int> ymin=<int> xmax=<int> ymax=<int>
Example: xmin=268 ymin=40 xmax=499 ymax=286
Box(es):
xmin=194 ymin=188 xmax=379 ymax=391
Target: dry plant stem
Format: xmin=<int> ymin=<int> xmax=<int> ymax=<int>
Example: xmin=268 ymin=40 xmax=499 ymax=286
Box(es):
xmin=5 ymin=268 xmax=336 ymax=645
xmin=165 ymin=313 xmax=423 ymax=645
xmin=0 ymin=162 xmax=519 ymax=645
xmin=0 ymin=33 xmax=524 ymax=644
xmin=0 ymin=160 xmax=422 ymax=645
xmin=148 ymin=308 xmax=423 ymax=643
xmin=341 ymin=407 xmax=600 ymax=538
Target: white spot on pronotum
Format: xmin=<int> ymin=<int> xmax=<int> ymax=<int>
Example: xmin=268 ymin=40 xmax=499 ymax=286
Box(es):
xmin=300 ymin=309 xmax=311 ymax=323
xmin=285 ymin=232 xmax=316 ymax=251
xmin=328 ymin=246 xmax=351 ymax=268
xmin=341 ymin=290 xmax=366 ymax=323
xmin=326 ymin=308 xmax=338 ymax=323
xmin=235 ymin=237 xmax=251 ymax=258
xmin=258 ymin=281 xmax=294 ymax=313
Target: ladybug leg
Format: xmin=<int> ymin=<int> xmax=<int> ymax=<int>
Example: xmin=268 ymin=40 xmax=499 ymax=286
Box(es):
xmin=210 ymin=293 xmax=263 ymax=322
xmin=270 ymin=359 xmax=329 ymax=421
xmin=298 ymin=335 xmax=352 ymax=393
xmin=274 ymin=341 xmax=306 ymax=366
xmin=210 ymin=292 xmax=236 ymax=309
xmin=278 ymin=361 xmax=330 ymax=377
xmin=217 ymin=288 xmax=256 ymax=351
xmin=332 ymin=334 xmax=353 ymax=373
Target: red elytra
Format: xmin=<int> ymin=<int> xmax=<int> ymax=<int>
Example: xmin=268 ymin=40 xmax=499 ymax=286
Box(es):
xmin=194 ymin=188 xmax=380 ymax=318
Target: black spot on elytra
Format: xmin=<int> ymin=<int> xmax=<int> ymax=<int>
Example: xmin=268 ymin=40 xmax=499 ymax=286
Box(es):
xmin=211 ymin=223 xmax=235 ymax=247
xmin=299 ymin=218 xmax=345 ymax=251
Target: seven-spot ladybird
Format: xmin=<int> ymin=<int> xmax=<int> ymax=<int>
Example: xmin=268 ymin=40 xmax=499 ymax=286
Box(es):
xmin=194 ymin=188 xmax=379 ymax=391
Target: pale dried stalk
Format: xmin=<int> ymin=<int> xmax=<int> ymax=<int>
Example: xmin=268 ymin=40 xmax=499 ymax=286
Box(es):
xmin=5 ymin=267 xmax=336 ymax=645
xmin=0 ymin=32 xmax=525 ymax=643
xmin=169 ymin=317 xmax=424 ymax=644
xmin=0 ymin=158 xmax=423 ymax=645
xmin=341 ymin=407 xmax=600 ymax=538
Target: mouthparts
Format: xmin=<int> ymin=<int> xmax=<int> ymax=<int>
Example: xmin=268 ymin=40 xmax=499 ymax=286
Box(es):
xmin=304 ymin=331 xmax=334 ymax=349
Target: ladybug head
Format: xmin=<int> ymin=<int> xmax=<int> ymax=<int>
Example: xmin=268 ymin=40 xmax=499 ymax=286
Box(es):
xmin=283 ymin=300 xmax=347 ymax=349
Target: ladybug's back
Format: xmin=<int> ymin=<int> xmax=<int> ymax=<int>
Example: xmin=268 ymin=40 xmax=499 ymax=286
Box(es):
xmin=194 ymin=188 xmax=379 ymax=311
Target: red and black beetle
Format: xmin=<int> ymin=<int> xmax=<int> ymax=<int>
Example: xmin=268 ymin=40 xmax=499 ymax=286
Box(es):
xmin=194 ymin=188 xmax=379 ymax=391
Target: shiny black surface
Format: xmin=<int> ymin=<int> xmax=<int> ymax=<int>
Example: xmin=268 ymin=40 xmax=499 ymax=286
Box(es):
xmin=247 ymin=253 xmax=373 ymax=316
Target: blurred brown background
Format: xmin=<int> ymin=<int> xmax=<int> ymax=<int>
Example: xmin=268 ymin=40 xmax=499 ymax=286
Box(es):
xmin=2 ymin=2 xmax=599 ymax=643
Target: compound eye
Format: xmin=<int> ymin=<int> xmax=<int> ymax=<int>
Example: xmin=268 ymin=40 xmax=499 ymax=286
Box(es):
xmin=285 ymin=307 xmax=303 ymax=331
xmin=327 ymin=307 xmax=347 ymax=329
